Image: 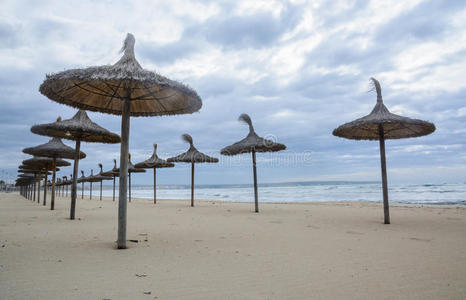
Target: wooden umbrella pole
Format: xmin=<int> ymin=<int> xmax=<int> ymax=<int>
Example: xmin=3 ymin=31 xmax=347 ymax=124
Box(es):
xmin=191 ymin=162 xmax=194 ymax=207
xmin=37 ymin=172 xmax=41 ymax=204
xmin=43 ymin=172 xmax=47 ymax=206
xmin=252 ymin=150 xmax=259 ymax=213
xmin=129 ymin=173 xmax=131 ymax=203
xmin=154 ymin=168 xmax=157 ymax=204
xmin=378 ymin=124 xmax=390 ymax=224
xmin=117 ymin=97 xmax=131 ymax=249
xmin=90 ymin=181 xmax=93 ymax=200
xmin=51 ymin=157 xmax=56 ymax=210
xmin=33 ymin=176 xmax=36 ymax=202
xmin=70 ymin=140 xmax=80 ymax=220
xmin=81 ymin=181 xmax=84 ymax=199
xmin=112 ymin=176 xmax=115 ymax=201
xmin=100 ymin=180 xmax=102 ymax=201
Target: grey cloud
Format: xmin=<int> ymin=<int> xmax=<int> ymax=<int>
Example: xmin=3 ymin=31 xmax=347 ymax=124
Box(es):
xmin=185 ymin=3 xmax=305 ymax=49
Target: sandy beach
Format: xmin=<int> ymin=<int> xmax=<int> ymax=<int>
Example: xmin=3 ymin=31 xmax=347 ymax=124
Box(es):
xmin=0 ymin=192 xmax=465 ymax=299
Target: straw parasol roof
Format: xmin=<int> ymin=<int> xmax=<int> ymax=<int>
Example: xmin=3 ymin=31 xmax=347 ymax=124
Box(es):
xmin=135 ymin=144 xmax=174 ymax=204
xmin=333 ymin=78 xmax=435 ymax=140
xmin=98 ymin=163 xmax=113 ymax=179
xmin=168 ymin=134 xmax=219 ymax=163
xmin=39 ymin=33 xmax=201 ymax=117
xmin=31 ymin=110 xmax=121 ymax=143
xmin=221 ymin=114 xmax=286 ymax=213
xmin=332 ymin=77 xmax=436 ymax=224
xmin=23 ymin=137 xmax=86 ymax=160
xmin=18 ymin=169 xmax=51 ymax=176
xmin=39 ymin=33 xmax=203 ymax=248
xmin=135 ymin=144 xmax=174 ymax=169
xmin=77 ymin=170 xmax=87 ymax=183
xmin=102 ymin=159 xmax=120 ymax=177
xmin=221 ymin=114 xmax=286 ymax=155
xmin=23 ymin=156 xmax=70 ymax=168
xmin=114 ymin=154 xmax=146 ymax=173
xmin=84 ymin=169 xmax=109 ymax=183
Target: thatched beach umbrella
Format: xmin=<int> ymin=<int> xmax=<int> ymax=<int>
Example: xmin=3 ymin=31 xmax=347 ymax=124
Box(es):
xmin=23 ymin=156 xmax=69 ymax=206
xmin=333 ymin=78 xmax=435 ymax=224
xmin=97 ymin=164 xmax=113 ymax=200
xmin=135 ymin=144 xmax=174 ymax=204
xmin=31 ymin=111 xmax=120 ymax=219
xmin=18 ymin=173 xmax=38 ymax=201
xmin=39 ymin=33 xmax=202 ymax=249
xmin=85 ymin=169 xmax=101 ymax=200
xmin=18 ymin=166 xmax=50 ymax=203
xmin=102 ymin=159 xmax=120 ymax=202
xmin=221 ymin=114 xmax=286 ymax=213
xmin=23 ymin=137 xmax=84 ymax=210
xmin=77 ymin=170 xmax=87 ymax=199
xmin=115 ymin=154 xmax=145 ymax=203
xmin=168 ymin=134 xmax=218 ymax=207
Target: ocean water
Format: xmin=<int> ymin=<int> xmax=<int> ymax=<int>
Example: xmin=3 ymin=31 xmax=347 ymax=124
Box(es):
xmin=95 ymin=181 xmax=466 ymax=205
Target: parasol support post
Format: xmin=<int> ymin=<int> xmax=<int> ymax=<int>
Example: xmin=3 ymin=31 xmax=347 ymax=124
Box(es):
xmin=252 ymin=149 xmax=259 ymax=213
xmin=129 ymin=173 xmax=131 ymax=203
xmin=37 ymin=171 xmax=41 ymax=204
xmin=51 ymin=157 xmax=56 ymax=210
xmin=82 ymin=181 xmax=84 ymax=199
xmin=154 ymin=167 xmax=157 ymax=204
xmin=43 ymin=172 xmax=48 ymax=206
xmin=117 ymin=97 xmax=131 ymax=249
xmin=90 ymin=181 xmax=92 ymax=200
xmin=113 ymin=176 xmax=115 ymax=201
xmin=33 ymin=176 xmax=36 ymax=202
xmin=70 ymin=140 xmax=80 ymax=220
xmin=378 ymin=124 xmax=390 ymax=224
xmin=100 ymin=180 xmax=102 ymax=201
xmin=191 ymin=162 xmax=194 ymax=207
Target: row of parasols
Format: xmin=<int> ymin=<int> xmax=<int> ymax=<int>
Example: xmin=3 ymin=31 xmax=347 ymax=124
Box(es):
xmin=17 ymin=110 xmax=286 ymax=212
xmin=15 ymin=33 xmax=435 ymax=249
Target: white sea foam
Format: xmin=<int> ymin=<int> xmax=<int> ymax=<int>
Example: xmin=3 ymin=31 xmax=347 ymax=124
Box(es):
xmin=93 ymin=182 xmax=466 ymax=205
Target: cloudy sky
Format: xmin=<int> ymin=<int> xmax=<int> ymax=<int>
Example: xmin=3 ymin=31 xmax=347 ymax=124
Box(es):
xmin=1 ymin=0 xmax=465 ymax=185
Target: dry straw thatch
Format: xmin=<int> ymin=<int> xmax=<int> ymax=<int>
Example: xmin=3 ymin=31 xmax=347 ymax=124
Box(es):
xmin=135 ymin=144 xmax=174 ymax=204
xmin=333 ymin=78 xmax=435 ymax=140
xmin=332 ymin=78 xmax=436 ymax=224
xmin=221 ymin=113 xmax=286 ymax=213
xmin=39 ymin=33 xmax=203 ymax=249
xmin=31 ymin=111 xmax=120 ymax=143
xmin=23 ymin=136 xmax=86 ymax=160
xmin=39 ymin=34 xmax=201 ymax=117
xmin=221 ymin=114 xmax=286 ymax=155
xmin=22 ymin=156 xmax=70 ymax=168
xmin=168 ymin=134 xmax=219 ymax=163
xmin=168 ymin=134 xmax=218 ymax=207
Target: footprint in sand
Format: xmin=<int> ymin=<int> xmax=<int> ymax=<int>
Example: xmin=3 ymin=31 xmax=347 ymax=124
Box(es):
xmin=409 ymin=237 xmax=431 ymax=242
xmin=346 ymin=230 xmax=364 ymax=235
xmin=306 ymin=225 xmax=320 ymax=229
